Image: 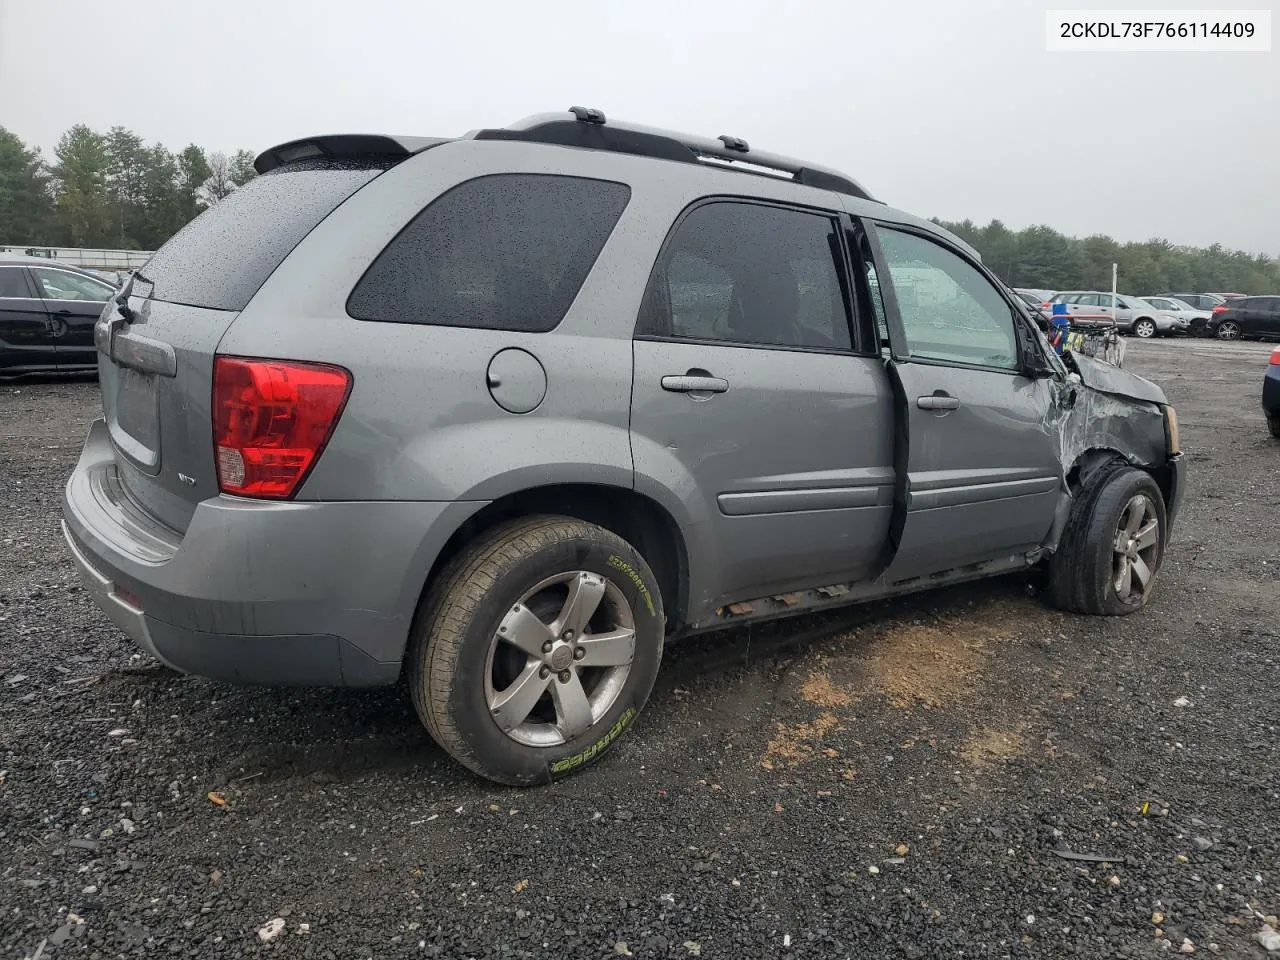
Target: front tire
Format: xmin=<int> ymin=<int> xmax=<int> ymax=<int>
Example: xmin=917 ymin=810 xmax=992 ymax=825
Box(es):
xmin=1133 ymin=318 xmax=1156 ymax=338
xmin=408 ymin=516 xmax=664 ymax=785
xmin=1048 ymin=465 xmax=1167 ymax=616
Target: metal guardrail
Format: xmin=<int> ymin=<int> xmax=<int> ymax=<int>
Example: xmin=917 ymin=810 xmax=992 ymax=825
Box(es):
xmin=0 ymin=245 xmax=154 ymax=270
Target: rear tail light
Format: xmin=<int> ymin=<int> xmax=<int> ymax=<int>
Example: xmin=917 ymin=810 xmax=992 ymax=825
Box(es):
xmin=1211 ymin=304 xmax=1228 ymax=314
xmin=1270 ymin=347 xmax=1280 ymax=366
xmin=212 ymin=356 xmax=352 ymax=499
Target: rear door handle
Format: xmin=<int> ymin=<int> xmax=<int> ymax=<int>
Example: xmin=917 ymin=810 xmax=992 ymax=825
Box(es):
xmin=661 ymin=375 xmax=728 ymax=394
xmin=917 ymin=395 xmax=960 ymax=410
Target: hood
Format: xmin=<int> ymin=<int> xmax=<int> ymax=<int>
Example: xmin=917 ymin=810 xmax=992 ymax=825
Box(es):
xmin=1068 ymin=351 xmax=1168 ymax=405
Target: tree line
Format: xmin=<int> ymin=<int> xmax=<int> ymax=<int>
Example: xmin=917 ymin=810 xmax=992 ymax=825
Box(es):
xmin=2 ymin=123 xmax=1277 ymax=295
xmin=935 ymin=218 xmax=1280 ymax=296
xmin=0 ymin=124 xmax=256 ymax=251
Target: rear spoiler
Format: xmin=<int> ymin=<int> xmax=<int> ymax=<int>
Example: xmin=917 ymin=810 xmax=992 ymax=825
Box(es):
xmin=253 ymin=134 xmax=449 ymax=174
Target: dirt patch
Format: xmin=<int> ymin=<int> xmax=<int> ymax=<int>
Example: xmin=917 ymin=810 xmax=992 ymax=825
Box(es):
xmin=857 ymin=602 xmax=1027 ymax=709
xmin=800 ymin=670 xmax=856 ymax=708
xmin=762 ymin=712 xmax=843 ymax=768
xmin=960 ymin=726 xmax=1028 ymax=766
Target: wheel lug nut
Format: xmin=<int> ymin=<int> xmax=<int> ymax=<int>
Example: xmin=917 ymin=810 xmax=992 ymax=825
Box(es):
xmin=539 ymin=666 xmax=551 ymax=680
xmin=562 ymin=629 xmax=574 ymax=641
xmin=573 ymin=646 xmax=585 ymax=660
xmin=541 ymin=641 xmax=553 ymax=654
xmin=558 ymin=670 xmax=571 ymax=683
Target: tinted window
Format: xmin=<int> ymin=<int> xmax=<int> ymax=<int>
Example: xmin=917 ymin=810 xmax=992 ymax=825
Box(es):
xmin=876 ymin=228 xmax=1018 ymax=369
xmin=31 ymin=268 xmax=113 ymax=302
xmin=0 ymin=268 xmax=29 ymax=298
xmin=139 ymin=158 xmax=390 ymax=311
xmin=348 ymin=175 xmax=630 ymax=333
xmin=638 ymin=202 xmax=852 ymax=351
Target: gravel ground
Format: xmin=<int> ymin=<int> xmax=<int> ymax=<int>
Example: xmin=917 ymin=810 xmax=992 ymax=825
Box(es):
xmin=2 ymin=340 xmax=1278 ymax=960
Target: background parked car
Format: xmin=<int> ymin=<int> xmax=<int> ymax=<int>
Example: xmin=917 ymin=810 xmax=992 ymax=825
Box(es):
xmin=0 ymin=257 xmax=116 ymax=376
xmin=1207 ymin=296 xmax=1280 ymax=341
xmin=1161 ymin=292 xmax=1227 ymax=312
xmin=1265 ymin=346 xmax=1280 ymax=438
xmin=1047 ymin=291 xmax=1186 ymax=337
xmin=1012 ymin=288 xmax=1055 ymax=324
xmin=1141 ymin=295 xmax=1212 ymax=335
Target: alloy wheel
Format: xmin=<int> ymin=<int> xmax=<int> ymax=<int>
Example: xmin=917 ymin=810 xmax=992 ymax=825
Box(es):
xmin=484 ymin=571 xmax=636 ymax=747
xmin=1217 ymin=320 xmax=1241 ymax=340
xmin=1112 ymin=494 xmax=1160 ymax=603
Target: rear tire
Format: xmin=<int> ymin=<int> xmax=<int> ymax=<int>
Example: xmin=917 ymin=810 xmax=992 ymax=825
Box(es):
xmin=408 ymin=516 xmax=664 ymax=785
xmin=1048 ymin=465 xmax=1167 ymax=616
xmin=1268 ymin=413 xmax=1280 ymax=439
xmin=1217 ymin=320 xmax=1241 ymax=340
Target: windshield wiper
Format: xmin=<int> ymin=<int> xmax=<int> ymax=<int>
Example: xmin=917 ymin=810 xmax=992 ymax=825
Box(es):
xmin=114 ymin=273 xmax=142 ymax=323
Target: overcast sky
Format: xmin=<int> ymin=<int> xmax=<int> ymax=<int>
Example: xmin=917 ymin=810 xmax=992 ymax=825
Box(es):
xmin=2 ymin=0 xmax=1276 ymax=253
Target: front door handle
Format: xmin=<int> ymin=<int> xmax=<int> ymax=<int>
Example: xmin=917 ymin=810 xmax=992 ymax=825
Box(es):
xmin=917 ymin=394 xmax=960 ymax=411
xmin=662 ymin=374 xmax=728 ymax=394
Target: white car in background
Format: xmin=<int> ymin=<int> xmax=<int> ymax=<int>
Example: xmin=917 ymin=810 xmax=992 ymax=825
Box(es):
xmin=1140 ymin=295 xmax=1211 ymax=334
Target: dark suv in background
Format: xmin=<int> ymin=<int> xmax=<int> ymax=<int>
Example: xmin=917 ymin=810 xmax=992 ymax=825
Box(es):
xmin=1207 ymin=296 xmax=1280 ymax=341
xmin=1162 ymin=293 xmax=1226 ymax=312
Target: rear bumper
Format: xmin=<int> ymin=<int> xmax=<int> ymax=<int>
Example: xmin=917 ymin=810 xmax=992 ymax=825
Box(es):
xmin=62 ymin=419 xmax=484 ymax=686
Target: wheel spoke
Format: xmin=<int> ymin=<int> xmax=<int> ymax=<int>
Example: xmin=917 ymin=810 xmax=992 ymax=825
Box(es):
xmin=552 ymin=669 xmax=593 ymax=739
xmin=1115 ymin=556 xmax=1133 ymax=597
xmin=1134 ymin=518 xmax=1159 ymax=552
xmin=575 ymin=627 xmax=636 ymax=667
xmin=490 ymin=661 xmax=551 ymax=731
xmin=552 ymin=572 xmax=607 ymax=639
xmin=1131 ymin=554 xmax=1153 ymax=589
xmin=499 ymin=603 xmax=555 ymax=657
xmin=1124 ymin=500 xmax=1144 ymax=536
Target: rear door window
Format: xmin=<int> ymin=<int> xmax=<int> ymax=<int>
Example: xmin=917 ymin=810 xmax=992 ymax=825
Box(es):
xmin=137 ymin=158 xmax=392 ymax=311
xmin=636 ymin=200 xmax=854 ymax=351
xmin=347 ymin=174 xmax=631 ymax=333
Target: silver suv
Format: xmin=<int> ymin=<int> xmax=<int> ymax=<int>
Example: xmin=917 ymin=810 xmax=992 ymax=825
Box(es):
xmin=62 ymin=109 xmax=1186 ymax=784
xmin=1048 ymin=292 xmax=1187 ymax=337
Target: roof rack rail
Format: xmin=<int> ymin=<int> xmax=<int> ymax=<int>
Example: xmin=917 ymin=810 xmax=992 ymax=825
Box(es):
xmin=470 ymin=108 xmax=875 ymax=201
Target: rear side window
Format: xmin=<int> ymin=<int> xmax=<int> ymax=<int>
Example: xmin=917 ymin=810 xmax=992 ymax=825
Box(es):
xmin=137 ymin=158 xmax=391 ymax=311
xmin=347 ymin=174 xmax=630 ymax=333
xmin=637 ymin=201 xmax=854 ymax=351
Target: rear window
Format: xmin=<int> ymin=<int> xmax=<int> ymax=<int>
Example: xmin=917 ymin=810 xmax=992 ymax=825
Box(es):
xmin=346 ymin=174 xmax=631 ymax=333
xmin=136 ymin=158 xmax=390 ymax=311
